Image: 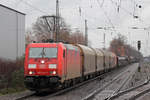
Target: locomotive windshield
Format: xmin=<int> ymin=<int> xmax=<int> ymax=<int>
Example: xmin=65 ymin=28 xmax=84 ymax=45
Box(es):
xmin=29 ymin=48 xmax=57 ymax=58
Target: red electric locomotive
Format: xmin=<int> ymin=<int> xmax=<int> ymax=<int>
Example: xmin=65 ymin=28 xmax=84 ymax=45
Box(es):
xmin=24 ymin=43 xmax=81 ymax=91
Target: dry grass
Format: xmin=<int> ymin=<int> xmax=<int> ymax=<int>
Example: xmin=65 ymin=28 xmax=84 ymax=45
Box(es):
xmin=0 ymin=58 xmax=25 ymax=95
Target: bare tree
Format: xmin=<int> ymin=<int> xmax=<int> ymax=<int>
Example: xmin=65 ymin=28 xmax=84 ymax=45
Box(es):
xmin=26 ymin=15 xmax=87 ymax=45
xmin=109 ymin=34 xmax=127 ymax=56
xmin=32 ymin=17 xmax=53 ymax=42
xmin=70 ymin=30 xmax=86 ymax=45
xmin=32 ymin=15 xmax=71 ymax=42
xmin=109 ymin=34 xmax=142 ymax=58
xmin=25 ymin=28 xmax=34 ymax=46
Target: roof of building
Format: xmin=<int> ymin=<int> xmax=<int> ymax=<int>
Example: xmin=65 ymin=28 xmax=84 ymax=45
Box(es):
xmin=0 ymin=4 xmax=26 ymax=15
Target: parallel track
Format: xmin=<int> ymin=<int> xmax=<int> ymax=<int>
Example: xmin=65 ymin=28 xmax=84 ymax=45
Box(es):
xmin=108 ymin=80 xmax=150 ymax=100
xmin=82 ymin=63 xmax=138 ymax=100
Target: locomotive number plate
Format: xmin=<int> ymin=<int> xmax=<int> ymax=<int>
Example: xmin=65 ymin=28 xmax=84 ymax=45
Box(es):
xmin=39 ymin=64 xmax=46 ymax=68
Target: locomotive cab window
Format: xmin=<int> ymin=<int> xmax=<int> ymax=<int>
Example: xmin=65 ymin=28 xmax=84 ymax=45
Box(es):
xmin=29 ymin=48 xmax=57 ymax=58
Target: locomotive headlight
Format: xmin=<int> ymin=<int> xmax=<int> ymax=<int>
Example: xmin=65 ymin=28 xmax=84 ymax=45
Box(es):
xmin=53 ymin=71 xmax=56 ymax=75
xmin=41 ymin=60 xmax=45 ymax=64
xmin=29 ymin=71 xmax=33 ymax=75
xmin=28 ymin=64 xmax=36 ymax=69
xmin=49 ymin=64 xmax=57 ymax=69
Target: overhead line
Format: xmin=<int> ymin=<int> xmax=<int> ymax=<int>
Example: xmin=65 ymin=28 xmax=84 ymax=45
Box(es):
xmin=109 ymin=0 xmax=145 ymax=24
xmin=21 ymin=0 xmax=48 ymax=14
xmin=96 ymin=0 xmax=117 ymax=33
xmin=110 ymin=0 xmax=134 ymax=16
xmin=0 ymin=0 xmax=49 ymax=14
xmin=15 ymin=0 xmax=24 ymax=7
xmin=77 ymin=0 xmax=114 ymax=30
xmin=97 ymin=0 xmax=105 ymax=7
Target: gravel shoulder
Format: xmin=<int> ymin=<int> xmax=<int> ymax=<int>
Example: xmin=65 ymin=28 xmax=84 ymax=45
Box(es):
xmin=134 ymin=61 xmax=150 ymax=100
xmin=0 ymin=90 xmax=33 ymax=100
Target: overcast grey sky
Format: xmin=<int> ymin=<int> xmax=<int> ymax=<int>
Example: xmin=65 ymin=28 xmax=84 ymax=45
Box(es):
xmin=0 ymin=0 xmax=150 ymax=56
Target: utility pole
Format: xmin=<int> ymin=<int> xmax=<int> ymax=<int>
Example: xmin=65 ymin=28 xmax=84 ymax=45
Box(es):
xmin=85 ymin=19 xmax=88 ymax=46
xmin=128 ymin=32 xmax=131 ymax=45
xmin=103 ymin=33 xmax=105 ymax=49
xmin=56 ymin=0 xmax=60 ymax=42
xmin=137 ymin=40 xmax=141 ymax=72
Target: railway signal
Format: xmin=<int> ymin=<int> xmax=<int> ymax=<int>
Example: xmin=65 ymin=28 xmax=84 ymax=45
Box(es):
xmin=137 ymin=40 xmax=141 ymax=51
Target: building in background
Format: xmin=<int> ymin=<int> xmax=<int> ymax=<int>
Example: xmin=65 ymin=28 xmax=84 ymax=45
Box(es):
xmin=0 ymin=4 xmax=25 ymax=60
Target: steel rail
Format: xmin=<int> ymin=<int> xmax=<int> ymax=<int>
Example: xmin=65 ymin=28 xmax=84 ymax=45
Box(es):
xmin=106 ymin=70 xmax=136 ymax=100
xmin=108 ymin=80 xmax=150 ymax=100
xmin=82 ymin=66 xmax=132 ymax=100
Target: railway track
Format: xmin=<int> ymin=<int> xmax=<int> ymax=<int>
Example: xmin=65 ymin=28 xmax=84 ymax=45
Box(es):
xmin=82 ymin=63 xmax=138 ymax=100
xmin=107 ymin=65 xmax=150 ymax=100
xmin=15 ymin=64 xmax=136 ymax=100
xmin=108 ymin=79 xmax=150 ymax=100
xmin=15 ymin=69 xmax=114 ymax=100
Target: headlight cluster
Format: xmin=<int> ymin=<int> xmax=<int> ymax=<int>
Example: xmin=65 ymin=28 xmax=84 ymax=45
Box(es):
xmin=50 ymin=71 xmax=57 ymax=75
xmin=49 ymin=64 xmax=57 ymax=69
xmin=53 ymin=71 xmax=56 ymax=74
xmin=28 ymin=64 xmax=36 ymax=69
xmin=29 ymin=71 xmax=35 ymax=75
